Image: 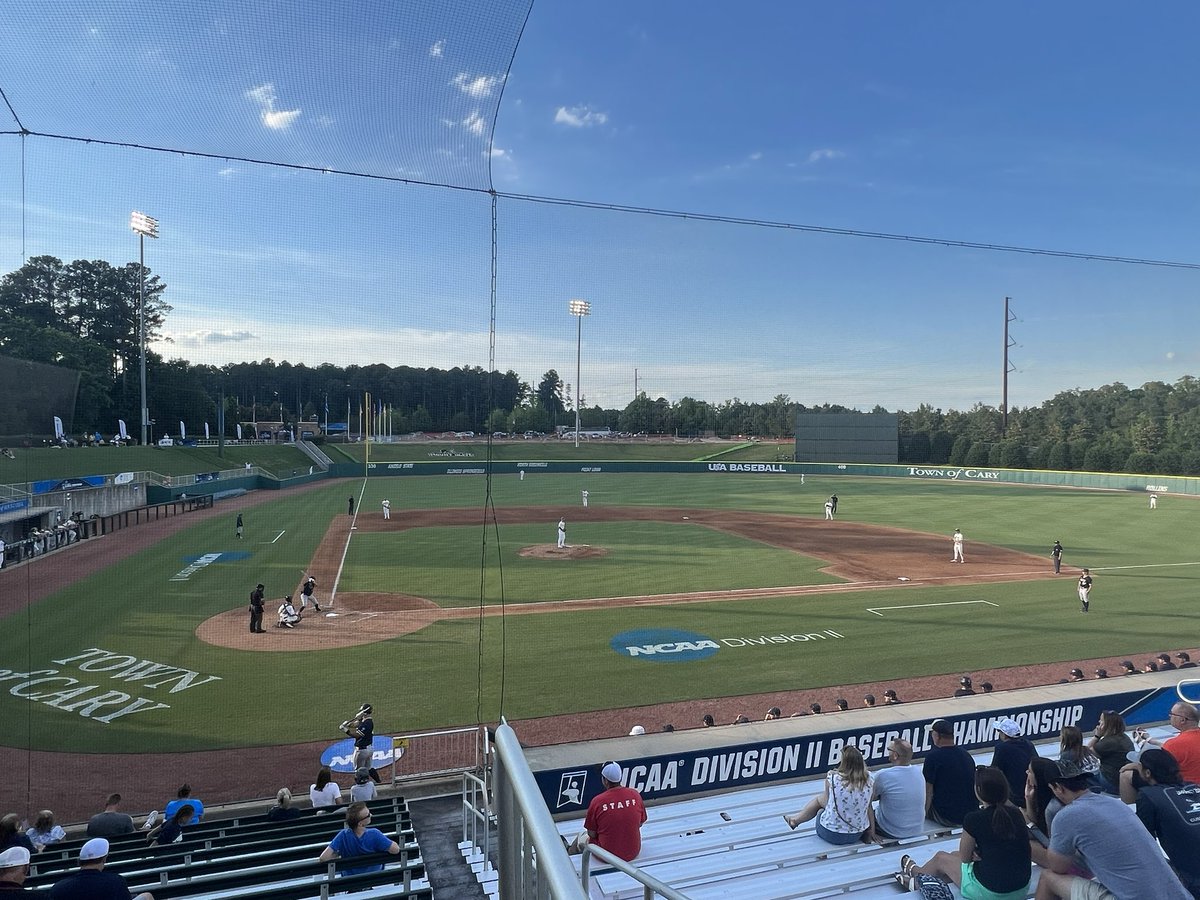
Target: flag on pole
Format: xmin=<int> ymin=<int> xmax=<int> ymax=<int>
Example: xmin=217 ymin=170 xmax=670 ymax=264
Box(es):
xmin=236 ymin=423 xmax=243 ymax=440
xmin=118 ymin=419 xmax=128 ymax=440
xmin=204 ymin=422 xmax=210 ymax=440
xmin=53 ymin=416 xmax=64 ymax=439
xmin=180 ymin=421 xmax=187 ymax=439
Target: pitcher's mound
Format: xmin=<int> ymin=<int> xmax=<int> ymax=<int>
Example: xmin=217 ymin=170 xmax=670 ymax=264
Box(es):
xmin=520 ymin=544 xmax=609 ymax=560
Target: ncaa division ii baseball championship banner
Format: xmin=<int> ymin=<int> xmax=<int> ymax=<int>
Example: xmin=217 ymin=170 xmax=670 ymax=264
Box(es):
xmin=535 ymin=686 xmax=1179 ymax=816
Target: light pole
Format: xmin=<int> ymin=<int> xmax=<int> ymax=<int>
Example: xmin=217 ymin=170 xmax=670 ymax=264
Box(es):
xmin=568 ymin=299 xmax=591 ymax=449
xmin=130 ymin=211 xmax=159 ymax=446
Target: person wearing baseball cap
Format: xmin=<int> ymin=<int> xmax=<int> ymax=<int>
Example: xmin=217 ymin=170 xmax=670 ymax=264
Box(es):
xmin=1178 ymin=652 xmax=1197 ymax=669
xmin=1068 ymin=667 xmax=1086 ymax=682
xmin=581 ymin=761 xmax=646 ymax=862
xmin=953 ymin=676 xmax=975 ymax=698
xmin=1032 ymin=759 xmax=1192 ymax=899
xmin=1117 ymin=748 xmax=1200 ymax=892
xmin=922 ymin=719 xmax=976 ymax=827
xmin=992 ymin=718 xmax=1036 ymax=805
xmin=0 ymin=846 xmax=30 ymax=890
xmin=47 ymin=838 xmax=155 ymax=899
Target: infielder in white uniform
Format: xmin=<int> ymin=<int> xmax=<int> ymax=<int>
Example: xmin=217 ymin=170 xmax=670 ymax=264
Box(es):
xmin=951 ymin=529 xmax=965 ymax=562
xmin=519 ymin=470 xmax=525 ymax=481
xmin=581 ymin=489 xmax=589 ymax=508
xmin=557 ymin=518 xmax=566 ymax=549
xmin=824 ymin=500 xmax=834 ymax=520
xmin=382 ymin=499 xmax=391 ymax=519
xmin=1149 ymin=492 xmax=1158 ymax=509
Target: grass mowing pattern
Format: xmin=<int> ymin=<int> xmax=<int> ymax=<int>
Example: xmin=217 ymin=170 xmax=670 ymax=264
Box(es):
xmin=342 ymin=522 xmax=841 ymax=606
xmin=1 ymin=472 xmax=1195 ymax=751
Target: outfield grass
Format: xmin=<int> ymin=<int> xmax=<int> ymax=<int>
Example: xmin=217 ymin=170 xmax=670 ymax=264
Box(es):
xmin=342 ymin=521 xmax=842 ymax=606
xmin=1 ymin=472 xmax=1195 ymax=753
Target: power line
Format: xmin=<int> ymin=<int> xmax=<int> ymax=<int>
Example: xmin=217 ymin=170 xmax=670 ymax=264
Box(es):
xmin=9 ymin=128 xmax=1200 ymax=272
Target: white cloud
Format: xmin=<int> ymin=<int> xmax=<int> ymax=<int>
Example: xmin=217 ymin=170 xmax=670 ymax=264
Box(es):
xmin=244 ymin=82 xmax=302 ymax=130
xmin=489 ymin=147 xmax=508 ymax=159
xmin=806 ymin=148 xmax=844 ymax=164
xmin=176 ymin=329 xmax=258 ymax=346
xmin=429 ymin=40 xmax=445 ymax=58
xmin=749 ymin=151 xmax=763 ymax=161
xmin=263 ymin=108 xmax=301 ymax=129
xmin=463 ymin=111 xmax=488 ymax=137
xmin=554 ymin=105 xmax=609 ymax=128
xmin=453 ymin=72 xmax=502 ymax=98
xmin=217 ymin=167 xmax=236 ymax=177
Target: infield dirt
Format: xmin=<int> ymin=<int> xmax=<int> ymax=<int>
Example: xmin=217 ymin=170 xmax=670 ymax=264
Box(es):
xmin=198 ymin=506 xmax=1057 ymax=651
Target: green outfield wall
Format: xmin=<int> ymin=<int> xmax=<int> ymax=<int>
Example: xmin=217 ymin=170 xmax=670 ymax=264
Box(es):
xmin=344 ymin=459 xmax=1200 ymax=496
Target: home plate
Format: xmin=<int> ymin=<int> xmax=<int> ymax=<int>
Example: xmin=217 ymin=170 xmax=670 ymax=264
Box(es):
xmin=682 ymin=516 xmax=689 ymax=519
xmin=898 ymin=577 xmax=911 ymax=582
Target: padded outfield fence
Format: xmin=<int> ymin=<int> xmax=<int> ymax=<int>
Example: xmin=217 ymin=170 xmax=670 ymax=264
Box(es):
xmin=344 ymin=459 xmax=1200 ymax=496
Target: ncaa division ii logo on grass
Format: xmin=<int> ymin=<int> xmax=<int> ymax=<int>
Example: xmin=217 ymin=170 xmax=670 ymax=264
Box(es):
xmin=611 ymin=628 xmax=720 ymax=663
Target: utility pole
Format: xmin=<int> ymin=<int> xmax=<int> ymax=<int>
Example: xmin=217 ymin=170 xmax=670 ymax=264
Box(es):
xmin=1002 ymin=297 xmax=1017 ymax=436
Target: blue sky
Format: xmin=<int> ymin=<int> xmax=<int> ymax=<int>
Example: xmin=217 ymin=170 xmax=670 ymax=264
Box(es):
xmin=1 ymin=1 xmax=1198 ymax=411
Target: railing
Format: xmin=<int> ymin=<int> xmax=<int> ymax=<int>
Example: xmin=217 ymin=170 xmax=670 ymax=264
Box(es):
xmin=391 ymin=725 xmax=483 ymax=787
xmin=297 ymin=439 xmax=334 ymax=469
xmin=581 ymin=843 xmax=692 ymax=900
xmin=1178 ymin=679 xmax=1200 ymax=704
xmin=492 ymin=721 xmax=588 ymax=899
xmin=98 ymin=494 xmax=213 ymax=534
xmin=0 ymin=483 xmax=29 ymax=501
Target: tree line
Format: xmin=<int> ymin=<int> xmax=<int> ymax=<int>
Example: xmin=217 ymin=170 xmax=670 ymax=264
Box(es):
xmin=2 ymin=256 xmax=1198 ymax=476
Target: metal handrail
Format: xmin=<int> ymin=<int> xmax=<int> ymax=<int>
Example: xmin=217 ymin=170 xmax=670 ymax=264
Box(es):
xmin=1177 ymin=679 xmax=1200 ymax=704
xmin=493 ymin=722 xmax=588 ymax=899
xmin=581 ymin=843 xmax=693 ymax=900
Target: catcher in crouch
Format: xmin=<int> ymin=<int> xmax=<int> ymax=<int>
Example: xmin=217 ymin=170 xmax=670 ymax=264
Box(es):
xmin=277 ymin=595 xmax=301 ymax=628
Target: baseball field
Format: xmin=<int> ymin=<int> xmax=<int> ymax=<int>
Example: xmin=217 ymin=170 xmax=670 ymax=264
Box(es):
xmin=2 ymin=464 xmax=1195 ymax=763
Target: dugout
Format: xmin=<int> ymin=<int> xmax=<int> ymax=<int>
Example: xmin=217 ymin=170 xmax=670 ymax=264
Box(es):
xmin=793 ymin=411 xmax=898 ymax=464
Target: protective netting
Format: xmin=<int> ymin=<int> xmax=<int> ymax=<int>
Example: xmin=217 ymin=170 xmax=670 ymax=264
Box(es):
xmin=1 ymin=0 xmax=1198 ymax=826
xmin=0 ymin=355 xmax=80 ymax=439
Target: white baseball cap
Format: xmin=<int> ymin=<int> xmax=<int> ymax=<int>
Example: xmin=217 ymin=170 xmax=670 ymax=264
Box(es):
xmin=601 ymin=762 xmax=623 ymax=782
xmin=0 ymin=847 xmax=30 ymax=867
xmin=79 ymin=837 xmax=109 ymax=861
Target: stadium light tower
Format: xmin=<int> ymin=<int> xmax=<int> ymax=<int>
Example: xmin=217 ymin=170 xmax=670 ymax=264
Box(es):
xmin=568 ymin=299 xmax=591 ymax=449
xmin=130 ymin=211 xmax=159 ymax=446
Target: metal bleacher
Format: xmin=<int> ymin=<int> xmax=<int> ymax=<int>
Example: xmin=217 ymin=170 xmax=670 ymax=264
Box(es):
xmin=26 ymin=796 xmax=433 ymax=900
xmin=552 ymin=726 xmax=1176 ymax=900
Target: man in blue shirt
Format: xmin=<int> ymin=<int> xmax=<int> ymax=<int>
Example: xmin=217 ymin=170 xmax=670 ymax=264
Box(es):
xmin=319 ymin=802 xmax=400 ymax=876
xmin=163 ymin=784 xmax=204 ymax=825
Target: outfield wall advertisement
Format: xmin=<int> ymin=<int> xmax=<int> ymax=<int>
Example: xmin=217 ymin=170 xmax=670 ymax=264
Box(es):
xmin=352 ymin=460 xmax=1200 ymax=496
xmin=535 ymin=686 xmax=1179 ymax=815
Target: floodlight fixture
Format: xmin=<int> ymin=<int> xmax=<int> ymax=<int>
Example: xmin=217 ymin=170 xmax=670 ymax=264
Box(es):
xmin=568 ymin=300 xmax=591 ymax=448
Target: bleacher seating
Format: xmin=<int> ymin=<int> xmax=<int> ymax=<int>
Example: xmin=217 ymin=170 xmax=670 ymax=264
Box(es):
xmin=548 ymin=725 xmax=1176 ymax=900
xmin=26 ymin=795 xmax=433 ymax=900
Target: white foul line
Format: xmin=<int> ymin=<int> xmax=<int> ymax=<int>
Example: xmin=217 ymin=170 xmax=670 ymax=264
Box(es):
xmin=270 ymin=530 xmax=286 ymax=544
xmin=867 ymin=599 xmax=1000 ymax=617
xmin=1089 ymin=561 xmax=1200 ymax=572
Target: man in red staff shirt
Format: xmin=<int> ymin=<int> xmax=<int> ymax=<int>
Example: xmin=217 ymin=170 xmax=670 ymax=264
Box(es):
xmin=583 ymin=762 xmax=647 ymax=861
